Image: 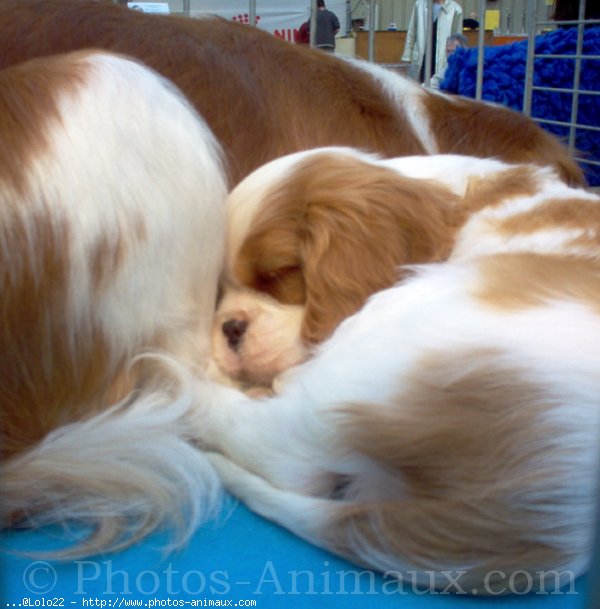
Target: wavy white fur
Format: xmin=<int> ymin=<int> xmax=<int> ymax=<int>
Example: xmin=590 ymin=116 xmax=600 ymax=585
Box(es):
xmin=0 ymin=51 xmax=226 ymax=555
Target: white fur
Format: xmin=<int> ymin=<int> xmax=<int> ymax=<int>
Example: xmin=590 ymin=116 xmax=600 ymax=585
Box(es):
xmin=4 ymin=357 xmax=222 ymax=556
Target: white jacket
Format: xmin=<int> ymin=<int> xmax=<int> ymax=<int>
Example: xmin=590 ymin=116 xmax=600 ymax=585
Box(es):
xmin=401 ymin=0 xmax=463 ymax=82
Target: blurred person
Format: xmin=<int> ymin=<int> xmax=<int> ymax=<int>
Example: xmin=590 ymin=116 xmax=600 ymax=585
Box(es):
xmin=294 ymin=20 xmax=310 ymax=44
xmin=430 ymin=32 xmax=468 ymax=88
xmin=401 ymin=0 xmax=463 ymax=83
xmin=306 ymin=0 xmax=340 ymax=52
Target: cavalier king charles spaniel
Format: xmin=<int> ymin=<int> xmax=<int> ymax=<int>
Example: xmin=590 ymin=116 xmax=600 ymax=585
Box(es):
xmin=0 ymin=51 xmax=226 ymax=555
xmin=202 ymin=149 xmax=600 ymax=593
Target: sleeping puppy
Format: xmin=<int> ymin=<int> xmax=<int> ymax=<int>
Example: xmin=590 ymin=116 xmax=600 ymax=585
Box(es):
xmin=0 ymin=50 xmax=226 ymax=555
xmin=213 ymin=149 xmax=503 ymax=387
xmin=199 ymin=151 xmax=600 ymax=594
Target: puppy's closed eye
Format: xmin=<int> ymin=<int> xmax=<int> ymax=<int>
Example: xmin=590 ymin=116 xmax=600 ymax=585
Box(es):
xmin=254 ymin=265 xmax=305 ymax=305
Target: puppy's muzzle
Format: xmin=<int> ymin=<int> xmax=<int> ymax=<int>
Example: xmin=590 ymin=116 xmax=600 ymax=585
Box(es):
xmin=222 ymin=319 xmax=248 ymax=351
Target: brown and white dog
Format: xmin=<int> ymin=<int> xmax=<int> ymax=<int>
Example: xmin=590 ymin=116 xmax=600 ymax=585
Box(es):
xmin=0 ymin=0 xmax=585 ymax=189
xmin=0 ymin=51 xmax=226 ymax=554
xmin=198 ymin=150 xmax=600 ymax=594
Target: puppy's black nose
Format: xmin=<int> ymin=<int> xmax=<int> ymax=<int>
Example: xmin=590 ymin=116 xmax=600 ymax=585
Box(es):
xmin=222 ymin=319 xmax=248 ymax=351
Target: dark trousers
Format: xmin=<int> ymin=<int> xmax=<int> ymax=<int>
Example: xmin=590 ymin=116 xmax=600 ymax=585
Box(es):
xmin=419 ymin=18 xmax=438 ymax=83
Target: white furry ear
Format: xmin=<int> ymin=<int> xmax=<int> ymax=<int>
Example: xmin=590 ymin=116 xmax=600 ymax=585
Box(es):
xmin=295 ymin=154 xmax=462 ymax=343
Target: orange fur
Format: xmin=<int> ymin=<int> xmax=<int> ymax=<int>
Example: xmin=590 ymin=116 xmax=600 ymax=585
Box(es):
xmin=215 ymin=154 xmax=555 ymax=387
xmin=423 ymin=93 xmax=584 ymax=186
xmin=331 ymin=349 xmax=576 ymax=587
xmin=474 ymin=253 xmax=600 ymax=313
xmin=0 ymin=56 xmax=129 ymax=459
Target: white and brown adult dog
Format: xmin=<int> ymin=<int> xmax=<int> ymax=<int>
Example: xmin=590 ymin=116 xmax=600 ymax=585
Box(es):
xmin=204 ymin=150 xmax=600 ymax=593
xmin=0 ymin=51 xmax=226 ymax=554
xmin=0 ymin=0 xmax=585 ymax=188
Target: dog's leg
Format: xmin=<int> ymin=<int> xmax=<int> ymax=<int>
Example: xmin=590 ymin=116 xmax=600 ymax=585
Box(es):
xmin=192 ymin=380 xmax=345 ymax=496
xmin=206 ymin=452 xmax=335 ymax=545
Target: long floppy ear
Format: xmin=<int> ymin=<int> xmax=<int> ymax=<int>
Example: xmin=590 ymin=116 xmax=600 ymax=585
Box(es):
xmin=295 ymin=154 xmax=463 ymax=343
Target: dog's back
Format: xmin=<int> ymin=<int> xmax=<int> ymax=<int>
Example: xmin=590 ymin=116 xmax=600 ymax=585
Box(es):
xmin=0 ymin=0 xmax=585 ymax=187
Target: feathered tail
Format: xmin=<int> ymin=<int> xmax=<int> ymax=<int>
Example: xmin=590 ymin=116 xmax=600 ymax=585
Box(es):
xmin=0 ymin=358 xmax=222 ymax=558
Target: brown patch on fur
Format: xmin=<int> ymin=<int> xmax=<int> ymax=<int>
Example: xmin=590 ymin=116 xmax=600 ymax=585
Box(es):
xmin=498 ymin=197 xmax=600 ymax=239
xmin=326 ymin=349 xmax=585 ymax=591
xmin=474 ymin=253 xmax=600 ymax=312
xmin=0 ymin=211 xmax=132 ymax=460
xmin=0 ymin=52 xmax=87 ymax=194
xmin=234 ymin=153 xmax=465 ymax=343
xmin=423 ymin=92 xmax=586 ymax=187
xmin=0 ymin=53 xmax=141 ymax=459
xmin=91 ymin=232 xmax=129 ymax=292
xmin=463 ymin=166 xmax=542 ymax=213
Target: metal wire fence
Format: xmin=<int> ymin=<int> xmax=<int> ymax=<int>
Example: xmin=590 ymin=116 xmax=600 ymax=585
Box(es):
xmin=523 ymin=0 xmax=599 ymax=179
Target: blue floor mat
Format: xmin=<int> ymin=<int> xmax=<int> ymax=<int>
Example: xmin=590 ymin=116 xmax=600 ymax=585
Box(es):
xmin=1 ymin=500 xmax=589 ymax=608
